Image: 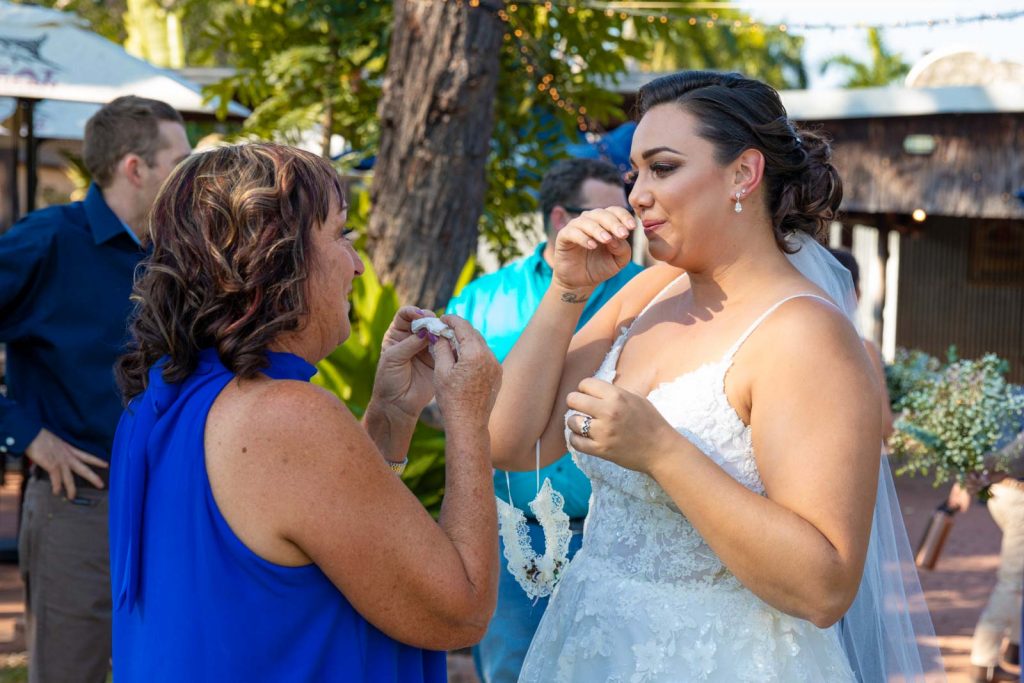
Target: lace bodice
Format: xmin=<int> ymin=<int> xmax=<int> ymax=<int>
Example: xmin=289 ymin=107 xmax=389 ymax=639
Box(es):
xmin=562 ymin=292 xmax=830 ymax=586
xmin=519 ymin=290 xmax=855 ymax=682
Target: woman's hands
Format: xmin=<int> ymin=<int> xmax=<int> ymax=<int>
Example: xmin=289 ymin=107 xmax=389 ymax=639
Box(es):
xmin=372 ymin=306 xmax=437 ymax=419
xmin=431 ymin=316 xmax=502 ymax=428
xmin=552 ymin=207 xmax=637 ymax=293
xmin=564 ymin=377 xmax=681 ymax=476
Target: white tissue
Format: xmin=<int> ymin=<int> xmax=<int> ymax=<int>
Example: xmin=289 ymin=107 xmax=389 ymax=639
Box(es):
xmin=411 ymin=317 xmax=460 ymax=354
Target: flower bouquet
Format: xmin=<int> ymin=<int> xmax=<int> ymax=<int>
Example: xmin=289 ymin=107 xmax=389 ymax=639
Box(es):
xmin=885 ymin=348 xmax=943 ymax=411
xmin=889 ymin=348 xmax=1024 ymax=498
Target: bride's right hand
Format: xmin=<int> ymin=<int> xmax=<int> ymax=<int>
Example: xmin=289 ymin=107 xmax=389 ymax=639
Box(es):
xmin=552 ymin=207 xmax=637 ymax=291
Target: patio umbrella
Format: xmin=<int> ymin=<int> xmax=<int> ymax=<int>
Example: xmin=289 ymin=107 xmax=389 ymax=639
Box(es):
xmin=0 ymin=0 xmax=248 ymax=218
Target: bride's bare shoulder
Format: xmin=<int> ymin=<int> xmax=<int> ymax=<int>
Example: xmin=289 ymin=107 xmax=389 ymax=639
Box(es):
xmin=613 ymin=263 xmax=687 ymax=323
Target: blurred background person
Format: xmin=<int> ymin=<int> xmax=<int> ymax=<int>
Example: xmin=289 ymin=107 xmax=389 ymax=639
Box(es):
xmin=964 ymin=427 xmax=1024 ymax=682
xmin=446 ymin=158 xmax=643 ymax=683
xmin=0 ymin=96 xmax=190 ymax=683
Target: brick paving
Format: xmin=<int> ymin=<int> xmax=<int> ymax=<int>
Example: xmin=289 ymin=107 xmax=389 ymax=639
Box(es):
xmin=0 ymin=469 xmax=1013 ymax=681
xmin=898 ymin=474 xmax=1017 ymax=682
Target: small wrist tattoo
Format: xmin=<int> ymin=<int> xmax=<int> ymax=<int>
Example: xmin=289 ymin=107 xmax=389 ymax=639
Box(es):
xmin=561 ymin=291 xmax=590 ymax=304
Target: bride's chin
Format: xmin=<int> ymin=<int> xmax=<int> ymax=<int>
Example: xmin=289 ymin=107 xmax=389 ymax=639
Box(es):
xmin=646 ymin=239 xmax=673 ymax=263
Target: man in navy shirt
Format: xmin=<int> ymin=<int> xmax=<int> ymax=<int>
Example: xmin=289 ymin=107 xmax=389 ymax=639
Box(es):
xmin=0 ymin=96 xmax=190 ymax=683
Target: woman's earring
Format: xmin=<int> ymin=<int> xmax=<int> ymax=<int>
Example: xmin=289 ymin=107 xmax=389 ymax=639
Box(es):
xmin=734 ymin=191 xmax=743 ymax=214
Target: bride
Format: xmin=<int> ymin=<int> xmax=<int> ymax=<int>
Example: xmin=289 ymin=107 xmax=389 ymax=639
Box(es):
xmin=488 ymin=71 xmax=942 ymax=681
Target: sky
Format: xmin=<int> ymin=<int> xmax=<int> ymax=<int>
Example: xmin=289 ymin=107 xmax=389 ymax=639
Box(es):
xmin=734 ymin=0 xmax=1024 ymax=88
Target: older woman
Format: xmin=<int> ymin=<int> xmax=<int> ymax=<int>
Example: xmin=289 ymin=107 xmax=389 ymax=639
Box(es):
xmin=109 ymin=143 xmax=501 ymax=681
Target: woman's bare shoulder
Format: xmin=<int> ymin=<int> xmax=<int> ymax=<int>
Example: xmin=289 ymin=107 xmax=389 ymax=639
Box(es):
xmin=612 ymin=262 xmax=687 ymax=324
xmin=209 ymin=377 xmax=360 ymax=467
xmin=748 ymin=294 xmax=874 ymax=386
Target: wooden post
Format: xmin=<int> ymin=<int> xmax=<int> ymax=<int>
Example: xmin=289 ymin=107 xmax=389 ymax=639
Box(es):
xmin=873 ymin=217 xmax=890 ymax=348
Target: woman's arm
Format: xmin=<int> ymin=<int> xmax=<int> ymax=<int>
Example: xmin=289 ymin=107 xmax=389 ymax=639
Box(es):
xmin=863 ymin=339 xmax=894 ymax=440
xmin=567 ymin=298 xmax=881 ymax=627
xmin=666 ymin=300 xmax=880 ymax=626
xmin=490 ymin=263 xmax=682 ymax=471
xmin=208 ymin=321 xmax=503 ymax=651
xmin=488 ymin=278 xmax=611 ymax=470
xmin=489 ymin=205 xmax=679 ymax=471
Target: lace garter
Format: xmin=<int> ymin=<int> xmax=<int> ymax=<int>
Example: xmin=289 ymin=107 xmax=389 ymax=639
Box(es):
xmin=495 ymin=440 xmax=572 ymax=600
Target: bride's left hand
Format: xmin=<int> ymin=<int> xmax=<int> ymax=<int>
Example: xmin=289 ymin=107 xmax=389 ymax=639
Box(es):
xmin=566 ymin=378 xmax=680 ymax=475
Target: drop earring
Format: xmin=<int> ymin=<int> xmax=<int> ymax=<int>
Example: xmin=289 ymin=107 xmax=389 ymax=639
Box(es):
xmin=734 ymin=191 xmax=743 ymax=214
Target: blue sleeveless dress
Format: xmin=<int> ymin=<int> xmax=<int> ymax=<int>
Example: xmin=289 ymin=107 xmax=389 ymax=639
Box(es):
xmin=109 ymin=348 xmax=446 ymax=682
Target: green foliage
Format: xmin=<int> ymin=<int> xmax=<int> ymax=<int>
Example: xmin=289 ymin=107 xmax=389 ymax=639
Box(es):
xmin=10 ymin=0 xmax=129 ymax=43
xmin=820 ymin=28 xmax=910 ymax=88
xmin=482 ymin=4 xmax=650 ymax=261
xmin=124 ymin=0 xmax=184 ymax=68
xmin=26 ymin=0 xmax=810 ymax=264
xmin=644 ymin=14 xmax=808 ymax=90
xmin=310 ymin=254 xmax=447 ymax=515
xmin=196 ymin=1 xmax=809 ymax=264
xmin=197 ymin=0 xmax=390 ymax=167
xmin=481 ymin=5 xmax=807 ymax=260
xmin=0 ymin=664 xmax=27 ymax=683
xmin=889 ymin=347 xmax=1024 ymax=487
xmin=885 ymin=347 xmax=943 ymax=411
xmin=57 ymin=150 xmax=91 ymax=201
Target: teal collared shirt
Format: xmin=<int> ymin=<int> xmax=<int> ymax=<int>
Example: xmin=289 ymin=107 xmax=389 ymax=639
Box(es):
xmin=447 ymin=242 xmax=643 ymax=518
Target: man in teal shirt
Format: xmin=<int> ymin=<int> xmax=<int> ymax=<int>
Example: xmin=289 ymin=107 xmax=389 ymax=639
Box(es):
xmin=447 ymin=158 xmax=643 ymax=683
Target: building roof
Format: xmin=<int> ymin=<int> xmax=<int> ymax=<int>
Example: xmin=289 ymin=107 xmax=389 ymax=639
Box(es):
xmin=782 ymin=84 xmax=1024 ymax=122
xmin=616 ymin=71 xmax=1024 ymax=121
xmin=905 ymin=47 xmax=1024 ymax=88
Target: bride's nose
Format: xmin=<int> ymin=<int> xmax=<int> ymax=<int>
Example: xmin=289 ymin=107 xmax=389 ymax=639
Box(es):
xmin=628 ymin=182 xmax=653 ymax=215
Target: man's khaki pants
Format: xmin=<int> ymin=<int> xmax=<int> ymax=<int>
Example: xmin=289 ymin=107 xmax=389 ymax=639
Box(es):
xmin=970 ymin=480 xmax=1024 ymax=667
xmin=19 ymin=477 xmax=111 ymax=683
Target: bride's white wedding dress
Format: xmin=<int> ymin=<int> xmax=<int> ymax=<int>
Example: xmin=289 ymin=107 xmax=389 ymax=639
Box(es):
xmin=518 ymin=291 xmax=858 ymax=683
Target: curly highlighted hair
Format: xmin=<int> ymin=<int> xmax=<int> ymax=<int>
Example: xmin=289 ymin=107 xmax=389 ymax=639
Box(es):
xmin=116 ymin=142 xmax=345 ymax=401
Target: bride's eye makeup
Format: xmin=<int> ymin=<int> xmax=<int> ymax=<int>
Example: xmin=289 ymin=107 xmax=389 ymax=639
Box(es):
xmin=650 ymin=162 xmax=677 ymax=178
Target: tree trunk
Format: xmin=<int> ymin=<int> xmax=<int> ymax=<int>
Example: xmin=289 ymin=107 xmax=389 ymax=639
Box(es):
xmin=369 ymin=0 xmax=505 ymax=310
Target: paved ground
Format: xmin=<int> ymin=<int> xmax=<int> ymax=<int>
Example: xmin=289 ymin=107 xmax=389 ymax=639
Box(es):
xmin=899 ymin=474 xmax=1016 ymax=682
xmin=0 ymin=469 xmax=1015 ymax=681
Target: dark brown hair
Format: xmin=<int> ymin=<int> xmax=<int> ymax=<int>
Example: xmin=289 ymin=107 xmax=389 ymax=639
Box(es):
xmin=116 ymin=143 xmax=345 ymax=401
xmin=540 ymin=158 xmax=624 ymax=228
xmin=637 ymin=71 xmax=842 ymax=252
xmin=84 ymin=96 xmax=185 ymax=187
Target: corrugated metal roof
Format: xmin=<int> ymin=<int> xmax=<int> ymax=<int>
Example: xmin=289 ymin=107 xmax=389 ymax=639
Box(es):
xmin=783 ymin=84 xmax=1024 ymax=121
xmin=616 ymin=71 xmax=1024 ymax=120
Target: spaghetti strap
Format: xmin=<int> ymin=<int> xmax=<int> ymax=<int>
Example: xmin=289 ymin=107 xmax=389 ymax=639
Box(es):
xmin=722 ymin=293 xmax=837 ymax=362
xmin=637 ymin=272 xmax=687 ymax=319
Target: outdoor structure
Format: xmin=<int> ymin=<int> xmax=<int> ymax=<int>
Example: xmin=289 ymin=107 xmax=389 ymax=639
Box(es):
xmin=781 ymin=83 xmax=1024 ymax=381
xmin=0 ymin=0 xmax=248 ymax=228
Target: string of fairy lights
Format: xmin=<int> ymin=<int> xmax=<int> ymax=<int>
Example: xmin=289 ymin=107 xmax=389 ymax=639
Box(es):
xmin=496 ymin=3 xmax=1024 ymax=33
xmin=458 ymin=0 xmax=1024 ymax=132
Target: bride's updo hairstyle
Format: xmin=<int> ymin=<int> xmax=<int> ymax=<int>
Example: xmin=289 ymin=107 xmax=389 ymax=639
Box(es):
xmin=637 ymin=71 xmax=842 ymax=252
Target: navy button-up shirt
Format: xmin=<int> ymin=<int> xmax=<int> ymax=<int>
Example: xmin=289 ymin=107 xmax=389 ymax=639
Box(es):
xmin=0 ymin=184 xmax=146 ymax=460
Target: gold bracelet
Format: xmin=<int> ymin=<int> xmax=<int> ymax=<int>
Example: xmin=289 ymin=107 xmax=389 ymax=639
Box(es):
xmin=388 ymin=458 xmax=408 ymax=475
